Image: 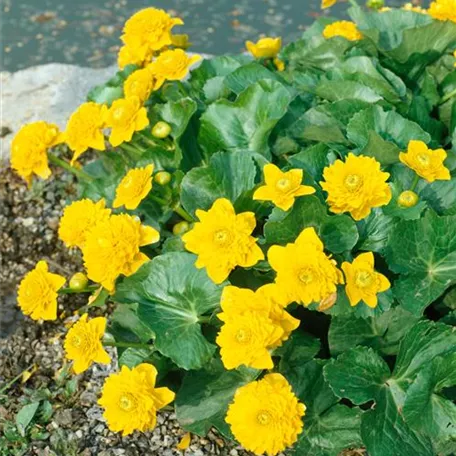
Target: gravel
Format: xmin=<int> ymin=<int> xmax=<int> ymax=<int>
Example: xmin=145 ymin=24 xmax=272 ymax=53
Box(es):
xmin=0 ymin=167 xmax=258 ymax=455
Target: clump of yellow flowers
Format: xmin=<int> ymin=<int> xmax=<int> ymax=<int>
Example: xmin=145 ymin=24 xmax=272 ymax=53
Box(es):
xmin=10 ymin=3 xmax=456 ymax=456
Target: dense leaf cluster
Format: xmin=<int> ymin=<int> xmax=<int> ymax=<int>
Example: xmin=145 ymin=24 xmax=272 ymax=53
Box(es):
xmin=82 ymin=6 xmax=456 ymax=455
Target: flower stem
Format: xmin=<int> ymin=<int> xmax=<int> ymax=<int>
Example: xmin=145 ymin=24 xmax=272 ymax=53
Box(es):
xmin=410 ymin=174 xmax=420 ymax=191
xmin=59 ymin=285 xmax=99 ymax=295
xmin=118 ymin=142 xmax=145 ymax=159
xmin=103 ymin=341 xmax=155 ymax=350
xmin=148 ymin=194 xmax=194 ymax=222
xmin=439 ymin=88 xmax=456 ymax=105
xmin=0 ymin=363 xmax=35 ymax=395
xmin=48 ymin=153 xmax=93 ymax=181
xmin=198 ymin=315 xmax=212 ymax=324
xmin=173 ymin=205 xmax=194 ymax=223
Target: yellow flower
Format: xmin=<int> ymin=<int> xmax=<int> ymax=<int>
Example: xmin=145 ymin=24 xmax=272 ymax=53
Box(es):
xmin=245 ymin=37 xmax=282 ymax=59
xmin=182 ymin=198 xmax=264 ymax=284
xmin=268 ymin=228 xmax=343 ymax=306
xmin=98 ymin=363 xmax=175 ymax=436
xmin=273 ymin=57 xmax=285 ymax=71
xmin=342 ymin=252 xmax=390 ymax=308
xmin=11 ymin=121 xmax=64 ymax=185
xmin=83 ymin=214 xmax=159 ymax=291
xmin=397 ymin=190 xmax=419 ymax=208
xmin=64 ymin=314 xmax=110 ymax=374
xmin=323 ymin=21 xmax=363 ymax=41
xmin=256 ymin=284 xmax=299 ymax=348
xmin=121 ymin=8 xmax=183 ymax=56
xmin=113 ymin=164 xmax=154 ymax=210
xmin=123 ymin=66 xmax=161 ymax=103
xmin=402 ymin=2 xmax=427 ymax=13
xmin=106 ymin=97 xmax=149 ymax=147
xmin=216 ymin=285 xmax=298 ymax=369
xmin=65 ymin=102 xmax=108 ymax=165
xmin=17 ymin=261 xmax=66 ymax=321
xmin=216 ymin=311 xmax=282 ymax=370
xmin=118 ymin=44 xmax=152 ymax=69
xmin=253 ymin=164 xmax=315 ymax=211
xmin=58 ymin=198 xmax=111 ymax=249
xmin=322 ymin=0 xmax=337 ymax=8
xmin=320 ymin=153 xmax=392 ymax=221
xmin=226 ymin=373 xmax=305 ymax=456
xmin=428 ymin=0 xmax=456 ymax=22
xmin=149 ymin=49 xmax=201 ymax=83
xmin=399 ymin=140 xmax=450 ymax=183
xmin=171 ymin=34 xmax=191 ymax=49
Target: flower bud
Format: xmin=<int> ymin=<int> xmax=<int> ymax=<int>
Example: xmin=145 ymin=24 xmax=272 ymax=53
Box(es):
xmin=69 ymin=272 xmax=88 ymax=291
xmin=154 ymin=171 xmax=172 ymax=185
xmin=173 ymin=221 xmax=190 ymax=236
xmin=152 ymin=121 xmax=172 ymax=139
xmin=366 ymin=0 xmax=385 ymax=8
xmin=398 ymin=190 xmax=419 ymax=208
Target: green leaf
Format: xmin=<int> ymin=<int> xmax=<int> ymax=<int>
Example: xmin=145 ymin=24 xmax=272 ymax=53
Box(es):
xmin=324 ymin=346 xmax=390 ymax=405
xmin=316 ymin=80 xmax=384 ymax=104
xmin=386 ymin=210 xmax=456 ymax=315
xmin=276 ymin=330 xmax=321 ymax=365
xmin=109 ymin=303 xmax=154 ymax=344
xmin=114 ymin=252 xmax=224 ymax=370
xmin=328 ymin=306 xmax=420 ymax=356
xmin=288 ymin=144 xmax=330 ymax=183
xmin=346 ymin=105 xmax=431 ymax=164
xmin=152 ymin=97 xmax=198 ymax=169
xmin=223 ymin=62 xmax=286 ymax=95
xmin=175 ymin=359 xmax=258 ymax=437
xmin=393 ymin=320 xmax=456 ymax=385
xmin=87 ymin=85 xmax=123 ymax=107
xmin=360 ymin=387 xmax=434 ymax=456
xmin=282 ymin=360 xmax=362 ymax=456
xmin=403 ymin=355 xmax=456 ymax=454
xmin=198 ymin=80 xmax=292 ymax=160
xmin=118 ymin=348 xmax=155 ymax=369
xmin=355 ymin=208 xmax=395 ymax=253
xmin=180 ymin=151 xmax=258 ymax=216
xmin=292 ymin=404 xmax=363 ymax=456
xmin=16 ymin=402 xmax=40 ymax=437
xmin=264 ymin=196 xmax=358 ymax=254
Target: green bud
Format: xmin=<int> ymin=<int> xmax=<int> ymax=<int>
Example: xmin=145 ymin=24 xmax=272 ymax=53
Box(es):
xmin=69 ymin=272 xmax=89 ymax=291
xmin=398 ymin=190 xmax=419 ymax=208
xmin=366 ymin=0 xmax=385 ymax=9
xmin=152 ymin=121 xmax=172 ymax=139
xmin=173 ymin=221 xmax=190 ymax=236
xmin=154 ymin=171 xmax=172 ymax=185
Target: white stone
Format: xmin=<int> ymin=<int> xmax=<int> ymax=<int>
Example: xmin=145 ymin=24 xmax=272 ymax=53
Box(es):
xmin=1 ymin=63 xmax=117 ymax=163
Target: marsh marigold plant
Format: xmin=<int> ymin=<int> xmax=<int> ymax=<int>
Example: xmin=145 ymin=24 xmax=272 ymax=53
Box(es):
xmin=11 ymin=4 xmax=456 ymax=455
xmin=226 ymin=374 xmax=306 ymax=456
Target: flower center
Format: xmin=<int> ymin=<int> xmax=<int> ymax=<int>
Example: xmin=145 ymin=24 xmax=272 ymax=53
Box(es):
xmin=72 ymin=335 xmax=82 ymax=348
xmin=235 ymin=328 xmax=251 ymax=344
xmin=213 ymin=229 xmax=232 ymax=246
xmin=355 ymin=270 xmax=373 ymax=288
xmin=299 ymin=268 xmax=314 ymax=284
xmin=276 ymin=178 xmax=291 ymax=191
xmin=344 ymin=174 xmax=362 ymax=191
xmin=119 ymin=394 xmax=136 ymax=411
xmin=257 ymin=410 xmax=273 ymax=426
xmin=417 ymin=154 xmax=430 ymax=167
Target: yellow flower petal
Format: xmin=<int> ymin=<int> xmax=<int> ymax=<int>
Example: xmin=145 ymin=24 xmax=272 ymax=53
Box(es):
xmin=177 ymin=432 xmax=191 ymax=451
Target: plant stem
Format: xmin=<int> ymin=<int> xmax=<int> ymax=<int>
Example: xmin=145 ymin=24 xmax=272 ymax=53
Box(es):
xmin=138 ymin=132 xmax=159 ymax=148
xmin=48 ymin=153 xmax=93 ymax=181
xmin=118 ymin=142 xmax=145 ymax=158
xmin=410 ymin=174 xmax=420 ymax=191
xmin=173 ymin=205 xmax=194 ymax=223
xmin=347 ymin=0 xmax=359 ymax=7
xmin=103 ymin=341 xmax=154 ymax=350
xmin=148 ymin=194 xmax=194 ymax=222
xmin=439 ymin=88 xmax=456 ymax=105
xmin=199 ymin=315 xmax=212 ymax=324
xmin=59 ymin=285 xmax=99 ymax=295
xmin=0 ymin=363 xmax=35 ymax=395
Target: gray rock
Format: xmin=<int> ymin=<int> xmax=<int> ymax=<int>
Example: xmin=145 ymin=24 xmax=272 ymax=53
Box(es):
xmin=1 ymin=63 xmax=117 ymax=162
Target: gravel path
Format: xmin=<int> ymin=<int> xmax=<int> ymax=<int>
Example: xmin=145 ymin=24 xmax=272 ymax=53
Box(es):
xmin=0 ymin=167 xmax=256 ymax=455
